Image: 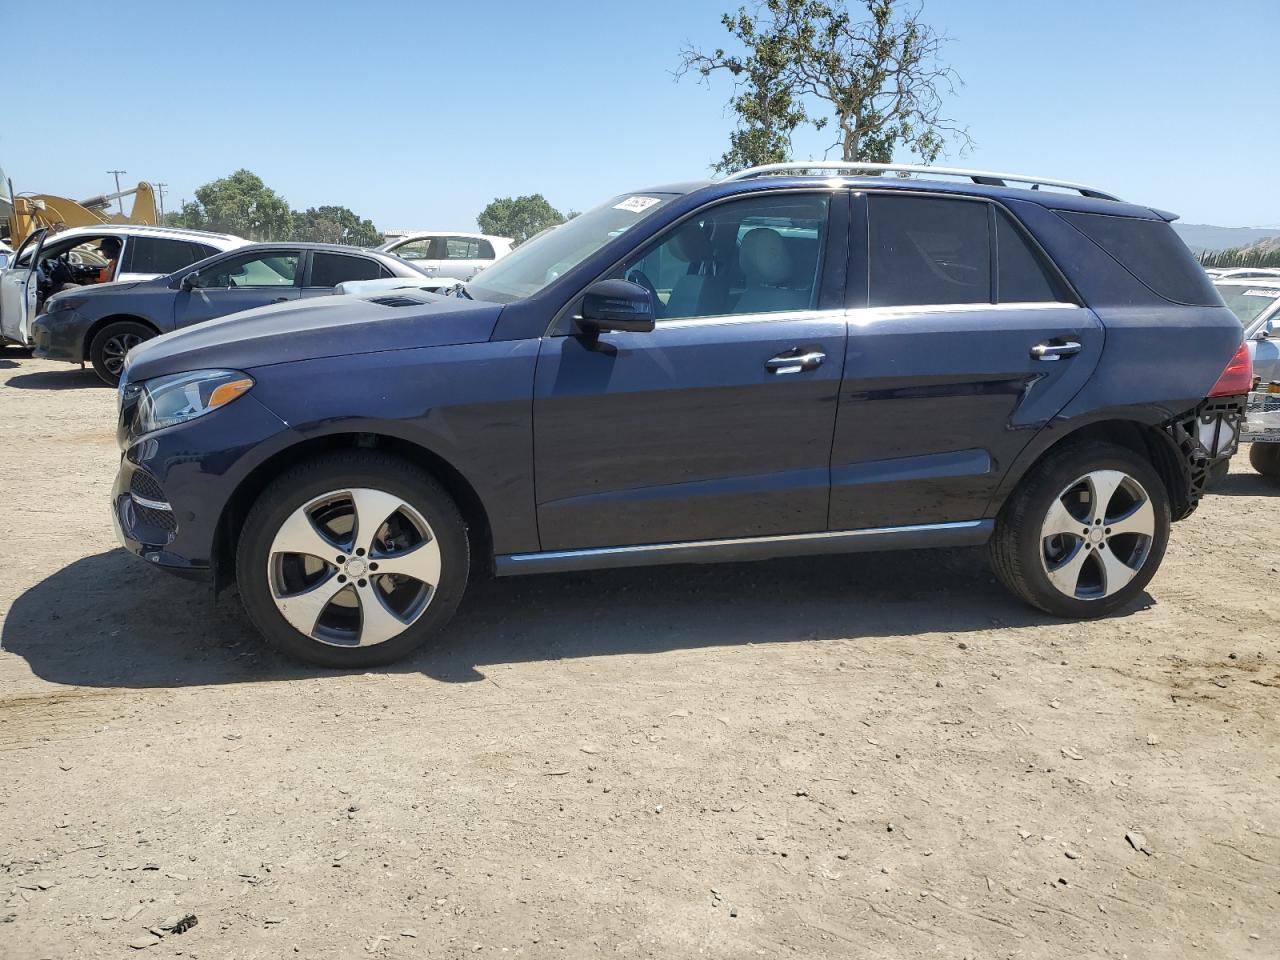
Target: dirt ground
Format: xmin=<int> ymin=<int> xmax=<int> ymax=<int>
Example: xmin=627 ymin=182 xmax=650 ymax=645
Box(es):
xmin=0 ymin=349 xmax=1276 ymax=960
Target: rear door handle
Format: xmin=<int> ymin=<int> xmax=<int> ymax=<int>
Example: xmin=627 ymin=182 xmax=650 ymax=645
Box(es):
xmin=1031 ymin=340 xmax=1081 ymax=361
xmin=766 ymin=349 xmax=826 ymax=374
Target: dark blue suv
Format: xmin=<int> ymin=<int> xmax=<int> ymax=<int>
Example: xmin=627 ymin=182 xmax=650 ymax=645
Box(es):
xmin=113 ymin=163 xmax=1250 ymax=666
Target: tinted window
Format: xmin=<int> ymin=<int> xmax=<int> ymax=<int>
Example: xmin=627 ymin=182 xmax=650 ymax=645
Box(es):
xmin=128 ymin=236 xmax=203 ymax=275
xmin=995 ymin=209 xmax=1067 ymax=303
xmin=620 ymin=193 xmax=829 ymax=321
xmin=190 ymin=243 xmax=218 ymax=262
xmin=198 ymin=251 xmax=299 ymax=288
xmin=476 ymin=238 xmax=495 ymax=259
xmin=444 ymin=237 xmax=481 ymax=260
xmin=1058 ymin=211 xmax=1220 ymax=306
xmin=869 ymin=196 xmax=990 ymax=307
xmin=310 ymin=252 xmax=383 ymax=287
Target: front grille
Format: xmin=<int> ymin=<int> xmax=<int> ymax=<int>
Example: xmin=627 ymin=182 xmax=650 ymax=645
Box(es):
xmin=130 ymin=471 xmax=166 ymax=503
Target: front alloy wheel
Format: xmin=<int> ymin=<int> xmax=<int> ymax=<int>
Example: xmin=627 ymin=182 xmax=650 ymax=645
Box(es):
xmin=237 ymin=452 xmax=468 ymax=667
xmin=269 ymin=488 xmax=442 ymax=648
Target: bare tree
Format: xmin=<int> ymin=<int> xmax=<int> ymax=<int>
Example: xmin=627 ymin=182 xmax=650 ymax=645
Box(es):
xmin=678 ymin=0 xmax=972 ymax=173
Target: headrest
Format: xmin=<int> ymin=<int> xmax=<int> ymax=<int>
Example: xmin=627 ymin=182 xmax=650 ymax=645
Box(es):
xmin=670 ymin=223 xmax=712 ymax=264
xmin=739 ymin=228 xmax=791 ymax=286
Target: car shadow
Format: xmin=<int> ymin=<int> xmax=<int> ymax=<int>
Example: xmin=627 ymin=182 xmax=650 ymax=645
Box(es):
xmin=1209 ymin=471 xmax=1280 ymax=497
xmin=2 ymin=546 xmax=1155 ymax=688
xmin=6 ymin=368 xmax=109 ymax=390
xmin=0 ymin=359 xmax=17 ymax=369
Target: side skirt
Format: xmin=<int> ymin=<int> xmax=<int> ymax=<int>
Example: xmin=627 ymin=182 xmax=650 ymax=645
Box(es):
xmin=494 ymin=519 xmax=993 ymax=576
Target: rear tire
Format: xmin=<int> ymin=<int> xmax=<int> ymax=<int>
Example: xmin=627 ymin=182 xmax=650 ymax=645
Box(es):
xmin=991 ymin=441 xmax=1170 ymax=618
xmin=1250 ymin=443 xmax=1280 ymax=479
xmin=89 ymin=320 xmax=154 ymax=385
xmin=235 ymin=451 xmax=469 ymax=668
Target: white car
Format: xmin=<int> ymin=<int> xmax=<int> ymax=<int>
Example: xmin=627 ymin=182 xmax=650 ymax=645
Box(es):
xmin=376 ymin=231 xmax=512 ymax=281
xmin=0 ymin=240 xmax=12 ymax=271
xmin=0 ymin=224 xmax=248 ymax=347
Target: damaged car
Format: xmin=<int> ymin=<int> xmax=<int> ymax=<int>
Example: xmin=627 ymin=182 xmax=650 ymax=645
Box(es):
xmin=112 ymin=162 xmax=1248 ymax=667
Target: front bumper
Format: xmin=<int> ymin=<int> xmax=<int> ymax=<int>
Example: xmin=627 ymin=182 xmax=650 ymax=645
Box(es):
xmin=112 ymin=392 xmax=293 ymax=581
xmin=31 ymin=309 xmax=90 ymax=363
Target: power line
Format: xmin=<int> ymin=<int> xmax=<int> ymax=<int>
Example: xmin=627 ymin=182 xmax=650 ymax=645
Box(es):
xmin=155 ymin=183 xmax=168 ymax=220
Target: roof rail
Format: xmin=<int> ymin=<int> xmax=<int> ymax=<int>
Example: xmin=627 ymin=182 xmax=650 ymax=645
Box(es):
xmin=720 ymin=161 xmax=1121 ymax=201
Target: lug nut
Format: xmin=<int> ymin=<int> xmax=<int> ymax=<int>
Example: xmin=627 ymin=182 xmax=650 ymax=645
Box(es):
xmin=357 ymin=578 xmax=368 ymax=588
xmin=337 ymin=574 xmax=347 ymax=583
xmin=369 ymin=562 xmax=379 ymax=571
xmin=337 ymin=555 xmax=346 ymax=563
xmin=356 ymin=548 xmax=366 ymax=557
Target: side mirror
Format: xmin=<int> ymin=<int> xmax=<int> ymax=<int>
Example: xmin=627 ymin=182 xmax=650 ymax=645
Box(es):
xmin=1259 ymin=320 xmax=1275 ymax=340
xmin=576 ymin=279 xmax=655 ymax=334
xmin=180 ymin=270 xmax=199 ymax=291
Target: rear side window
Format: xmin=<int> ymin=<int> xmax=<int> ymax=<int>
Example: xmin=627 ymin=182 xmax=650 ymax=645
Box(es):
xmin=869 ymin=196 xmax=990 ymax=307
xmin=310 ymin=252 xmax=383 ymax=287
xmin=1057 ymin=211 xmax=1220 ymax=306
xmin=443 ymin=237 xmax=482 ymax=260
xmin=477 ymin=238 xmax=495 ymax=259
xmin=995 ymin=209 xmax=1068 ymax=303
xmin=127 ymin=236 xmax=204 ymax=275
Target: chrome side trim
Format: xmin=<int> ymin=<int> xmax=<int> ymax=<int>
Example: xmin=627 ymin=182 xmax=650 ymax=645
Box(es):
xmin=131 ymin=493 xmax=172 ymax=512
xmin=495 ymin=519 xmax=993 ymax=576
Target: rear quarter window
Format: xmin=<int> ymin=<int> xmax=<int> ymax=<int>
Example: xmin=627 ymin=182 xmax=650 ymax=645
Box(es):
xmin=1056 ymin=211 xmax=1221 ymax=306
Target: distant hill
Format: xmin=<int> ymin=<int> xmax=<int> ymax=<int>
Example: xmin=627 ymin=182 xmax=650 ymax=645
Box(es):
xmin=1173 ymin=223 xmax=1280 ymax=254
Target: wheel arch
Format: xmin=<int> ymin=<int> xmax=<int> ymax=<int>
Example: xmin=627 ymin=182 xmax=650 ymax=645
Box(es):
xmin=84 ymin=313 xmax=161 ymax=356
xmin=212 ymin=431 xmax=494 ymax=593
xmin=993 ymin=416 xmax=1194 ymax=522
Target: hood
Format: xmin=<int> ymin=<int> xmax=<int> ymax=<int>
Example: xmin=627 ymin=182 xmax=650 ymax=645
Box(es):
xmin=124 ymin=293 xmax=504 ymax=383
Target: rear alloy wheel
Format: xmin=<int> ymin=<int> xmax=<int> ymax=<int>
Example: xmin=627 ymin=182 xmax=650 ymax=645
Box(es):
xmin=991 ymin=442 xmax=1170 ymax=618
xmin=236 ymin=452 xmax=468 ymax=667
xmin=89 ymin=320 xmax=154 ymax=385
xmin=1249 ymin=442 xmax=1280 ymax=480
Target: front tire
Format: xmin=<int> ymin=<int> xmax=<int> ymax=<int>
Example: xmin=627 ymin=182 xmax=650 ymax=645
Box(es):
xmin=1249 ymin=442 xmax=1280 ymax=480
xmin=991 ymin=442 xmax=1170 ymax=618
xmin=89 ymin=320 xmax=154 ymax=385
xmin=235 ymin=452 xmax=469 ymax=667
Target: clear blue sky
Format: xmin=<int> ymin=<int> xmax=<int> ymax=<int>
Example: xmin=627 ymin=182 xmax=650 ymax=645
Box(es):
xmin=3 ymin=0 xmax=1276 ymax=231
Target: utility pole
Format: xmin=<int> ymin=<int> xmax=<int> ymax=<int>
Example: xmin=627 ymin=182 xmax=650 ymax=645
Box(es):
xmin=107 ymin=170 xmax=127 ymax=213
xmin=155 ymin=183 xmax=168 ymax=220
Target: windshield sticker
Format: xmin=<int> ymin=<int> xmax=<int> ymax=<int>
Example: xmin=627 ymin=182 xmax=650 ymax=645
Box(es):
xmin=613 ymin=196 xmax=662 ymax=214
xmin=1243 ymin=289 xmax=1280 ymax=298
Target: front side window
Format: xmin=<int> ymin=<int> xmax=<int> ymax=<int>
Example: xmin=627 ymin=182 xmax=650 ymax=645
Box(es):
xmin=618 ymin=193 xmax=830 ymax=321
xmin=869 ymin=195 xmax=990 ymax=307
xmin=465 ymin=193 xmax=680 ymax=304
xmin=310 ymin=252 xmax=383 ymax=287
xmin=392 ymin=238 xmax=436 ymax=261
xmin=198 ymin=251 xmax=300 ymax=288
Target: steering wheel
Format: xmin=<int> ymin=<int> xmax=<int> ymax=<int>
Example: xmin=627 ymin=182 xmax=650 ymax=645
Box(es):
xmin=626 ymin=269 xmax=661 ymax=318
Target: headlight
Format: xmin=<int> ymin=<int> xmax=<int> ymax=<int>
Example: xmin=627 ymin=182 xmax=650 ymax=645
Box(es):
xmin=46 ymin=295 xmax=89 ymax=313
xmin=135 ymin=369 xmax=254 ymax=434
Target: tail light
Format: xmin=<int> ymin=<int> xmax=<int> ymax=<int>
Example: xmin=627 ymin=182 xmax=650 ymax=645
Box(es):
xmin=1207 ymin=342 xmax=1253 ymax=397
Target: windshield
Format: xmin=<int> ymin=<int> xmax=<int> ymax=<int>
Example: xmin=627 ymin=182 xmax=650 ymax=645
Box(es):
xmin=1217 ymin=284 xmax=1280 ymax=330
xmin=465 ymin=193 xmax=680 ymax=303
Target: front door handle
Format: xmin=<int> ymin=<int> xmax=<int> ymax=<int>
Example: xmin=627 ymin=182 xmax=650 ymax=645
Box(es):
xmin=766 ymin=349 xmax=826 ymax=374
xmin=1031 ymin=340 xmax=1082 ymax=361
xmin=272 ymin=297 xmax=289 ymax=303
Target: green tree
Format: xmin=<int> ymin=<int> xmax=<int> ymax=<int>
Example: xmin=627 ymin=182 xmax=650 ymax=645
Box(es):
xmin=679 ymin=0 xmax=971 ymax=173
xmin=477 ymin=194 xmax=566 ymax=245
xmin=291 ymin=205 xmax=381 ymax=246
xmin=178 ymin=169 xmax=294 ymax=241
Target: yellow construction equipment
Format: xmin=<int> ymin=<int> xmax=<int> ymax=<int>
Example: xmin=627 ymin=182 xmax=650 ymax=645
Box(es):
xmin=3 ymin=178 xmax=158 ymax=248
